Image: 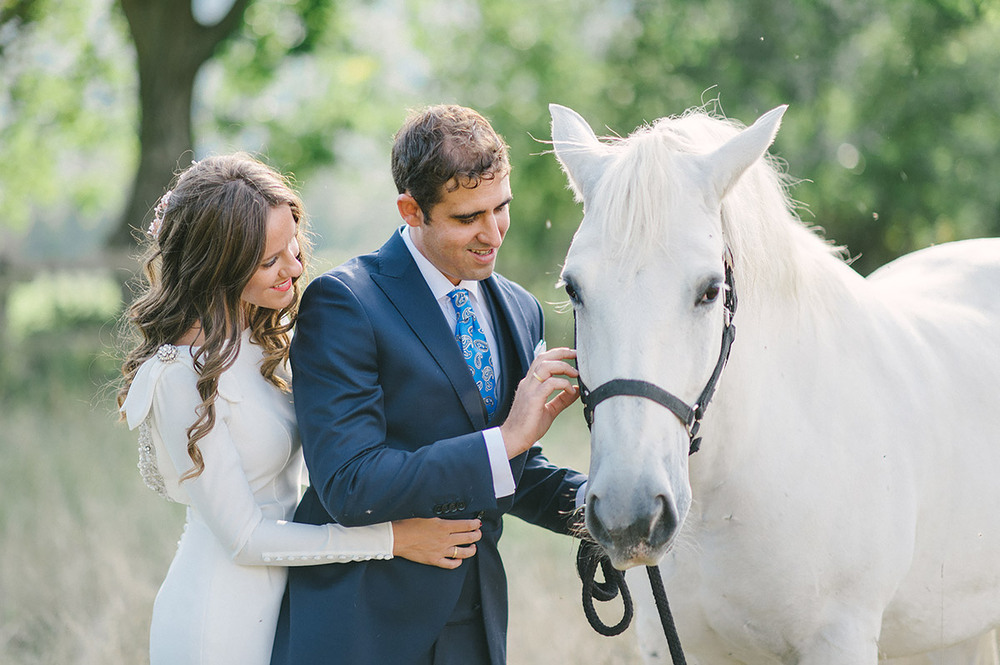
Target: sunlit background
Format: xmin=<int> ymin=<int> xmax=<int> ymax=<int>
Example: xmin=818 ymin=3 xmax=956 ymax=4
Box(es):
xmin=1 ymin=0 xmax=999 ymax=662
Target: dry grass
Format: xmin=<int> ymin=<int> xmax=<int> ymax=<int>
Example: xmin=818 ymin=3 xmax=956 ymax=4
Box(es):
xmin=503 ymin=414 xmax=641 ymax=664
xmin=0 ymin=381 xmax=639 ymax=664
xmin=0 ymin=391 xmax=183 ymax=664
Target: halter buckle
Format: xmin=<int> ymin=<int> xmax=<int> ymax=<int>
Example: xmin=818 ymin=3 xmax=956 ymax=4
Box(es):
xmin=686 ymin=415 xmax=700 ymax=440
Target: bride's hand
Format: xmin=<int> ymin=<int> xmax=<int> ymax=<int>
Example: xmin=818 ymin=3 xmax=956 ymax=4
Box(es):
xmin=391 ymin=518 xmax=482 ymax=569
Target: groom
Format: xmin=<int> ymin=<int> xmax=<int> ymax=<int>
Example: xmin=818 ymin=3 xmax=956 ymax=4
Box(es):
xmin=270 ymin=105 xmax=587 ymax=665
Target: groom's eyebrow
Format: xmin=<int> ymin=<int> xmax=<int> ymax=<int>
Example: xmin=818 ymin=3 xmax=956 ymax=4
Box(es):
xmin=451 ymin=196 xmax=513 ymax=223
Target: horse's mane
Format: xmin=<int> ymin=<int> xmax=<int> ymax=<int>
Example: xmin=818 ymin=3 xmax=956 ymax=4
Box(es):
xmin=587 ymin=107 xmax=845 ymax=304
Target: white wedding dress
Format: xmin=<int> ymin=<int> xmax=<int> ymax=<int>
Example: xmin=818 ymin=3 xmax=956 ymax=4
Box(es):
xmin=121 ymin=329 xmax=394 ymax=665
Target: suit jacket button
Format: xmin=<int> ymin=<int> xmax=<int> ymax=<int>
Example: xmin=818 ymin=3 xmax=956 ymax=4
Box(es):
xmin=457 ymin=502 xmax=467 ymax=511
xmin=433 ymin=504 xmax=444 ymax=515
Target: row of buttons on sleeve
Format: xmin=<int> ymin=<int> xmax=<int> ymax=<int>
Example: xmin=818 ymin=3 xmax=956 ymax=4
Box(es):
xmin=433 ymin=501 xmax=467 ymax=515
xmin=261 ymin=553 xmax=392 ymax=563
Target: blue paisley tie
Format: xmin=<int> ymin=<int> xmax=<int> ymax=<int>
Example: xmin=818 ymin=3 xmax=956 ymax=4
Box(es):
xmin=448 ymin=288 xmax=497 ymax=418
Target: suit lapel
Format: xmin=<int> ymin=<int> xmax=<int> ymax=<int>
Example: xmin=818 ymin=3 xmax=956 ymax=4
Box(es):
xmin=481 ymin=276 xmax=535 ymax=483
xmin=371 ymin=232 xmax=488 ymax=429
xmin=482 ymin=276 xmax=533 ymax=381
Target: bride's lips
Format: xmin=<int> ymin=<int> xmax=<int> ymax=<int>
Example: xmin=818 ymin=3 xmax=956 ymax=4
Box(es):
xmin=272 ymin=278 xmax=293 ymax=292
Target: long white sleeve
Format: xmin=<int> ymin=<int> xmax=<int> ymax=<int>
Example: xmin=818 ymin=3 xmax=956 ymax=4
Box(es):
xmin=125 ymin=346 xmax=394 ymax=566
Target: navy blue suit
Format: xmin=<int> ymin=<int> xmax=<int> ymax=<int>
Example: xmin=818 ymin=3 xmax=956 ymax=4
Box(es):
xmin=270 ymin=230 xmax=585 ymax=665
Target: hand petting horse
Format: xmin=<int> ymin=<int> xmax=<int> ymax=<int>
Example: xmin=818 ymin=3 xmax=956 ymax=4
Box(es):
xmin=551 ymin=102 xmax=1000 ymax=665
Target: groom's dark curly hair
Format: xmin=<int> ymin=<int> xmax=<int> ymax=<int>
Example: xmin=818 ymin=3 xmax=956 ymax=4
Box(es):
xmin=391 ymin=104 xmax=511 ymax=221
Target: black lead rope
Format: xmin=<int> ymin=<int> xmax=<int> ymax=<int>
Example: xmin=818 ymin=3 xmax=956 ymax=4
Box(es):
xmin=645 ymin=565 xmax=687 ymax=665
xmin=576 ymin=541 xmax=687 ymax=665
xmin=574 ymin=253 xmax=738 ymax=665
xmin=575 ymin=539 xmax=633 ymax=636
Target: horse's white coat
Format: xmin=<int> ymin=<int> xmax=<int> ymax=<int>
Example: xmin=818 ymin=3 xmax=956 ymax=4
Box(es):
xmin=550 ymin=103 xmax=1000 ymax=664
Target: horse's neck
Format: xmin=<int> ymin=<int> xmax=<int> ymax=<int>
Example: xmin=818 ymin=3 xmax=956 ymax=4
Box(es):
xmin=736 ymin=208 xmax=869 ymax=360
xmin=697 ymin=209 xmax=871 ymax=473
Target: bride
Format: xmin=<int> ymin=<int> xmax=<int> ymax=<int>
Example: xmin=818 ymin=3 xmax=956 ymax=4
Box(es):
xmin=118 ymin=154 xmax=482 ymax=665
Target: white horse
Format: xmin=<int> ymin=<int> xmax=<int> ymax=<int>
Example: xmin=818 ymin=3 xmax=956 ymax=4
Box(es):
xmin=549 ymin=102 xmax=1000 ymax=664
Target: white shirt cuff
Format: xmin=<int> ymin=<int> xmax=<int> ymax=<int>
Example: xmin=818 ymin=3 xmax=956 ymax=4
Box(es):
xmin=575 ymin=482 xmax=588 ymax=510
xmin=484 ymin=427 xmax=516 ymax=498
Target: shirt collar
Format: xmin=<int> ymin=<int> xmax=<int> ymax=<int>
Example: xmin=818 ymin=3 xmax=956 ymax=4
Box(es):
xmin=400 ymin=225 xmax=485 ymax=303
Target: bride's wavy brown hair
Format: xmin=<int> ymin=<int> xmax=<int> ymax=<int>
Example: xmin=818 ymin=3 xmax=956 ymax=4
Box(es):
xmin=118 ymin=153 xmax=310 ymax=481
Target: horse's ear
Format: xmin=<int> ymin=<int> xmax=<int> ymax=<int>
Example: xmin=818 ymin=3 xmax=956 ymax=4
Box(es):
xmin=550 ymin=103 xmax=615 ymax=202
xmin=704 ymin=105 xmax=788 ymax=202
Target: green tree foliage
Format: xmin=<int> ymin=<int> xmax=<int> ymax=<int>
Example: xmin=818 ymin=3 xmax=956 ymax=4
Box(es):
xmin=0 ymin=0 xmax=135 ymax=257
xmin=0 ymin=0 xmax=375 ymax=258
xmin=202 ymin=0 xmax=401 ymax=174
xmin=398 ymin=0 xmax=624 ymax=289
xmin=113 ymin=0 xmax=253 ymax=249
xmin=398 ymin=0 xmax=1000 ymax=278
xmin=1 ymin=0 xmax=998 ymax=282
xmin=588 ymin=0 xmax=1000 ymax=274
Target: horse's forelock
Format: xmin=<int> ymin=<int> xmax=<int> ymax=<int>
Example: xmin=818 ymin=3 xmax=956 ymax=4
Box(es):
xmin=588 ymin=143 xmax=676 ymax=262
xmin=586 ymin=111 xmax=741 ymax=262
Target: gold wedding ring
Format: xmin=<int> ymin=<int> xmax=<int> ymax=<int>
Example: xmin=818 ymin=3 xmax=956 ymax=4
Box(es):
xmin=532 ymin=372 xmax=544 ymax=383
xmin=452 ymin=546 xmax=459 ymax=559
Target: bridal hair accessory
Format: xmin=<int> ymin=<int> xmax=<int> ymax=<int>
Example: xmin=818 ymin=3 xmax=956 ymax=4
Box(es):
xmin=148 ymin=190 xmax=172 ymax=239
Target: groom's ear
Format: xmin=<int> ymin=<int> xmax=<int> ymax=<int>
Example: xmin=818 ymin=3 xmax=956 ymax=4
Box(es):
xmin=397 ymin=192 xmax=425 ymax=227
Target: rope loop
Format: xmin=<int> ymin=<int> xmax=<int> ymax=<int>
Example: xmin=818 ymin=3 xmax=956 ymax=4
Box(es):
xmin=575 ymin=539 xmax=633 ymax=636
xmin=576 ymin=540 xmax=690 ymax=665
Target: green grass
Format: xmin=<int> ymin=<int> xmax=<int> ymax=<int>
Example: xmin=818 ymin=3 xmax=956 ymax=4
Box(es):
xmin=0 ymin=276 xmax=639 ymax=663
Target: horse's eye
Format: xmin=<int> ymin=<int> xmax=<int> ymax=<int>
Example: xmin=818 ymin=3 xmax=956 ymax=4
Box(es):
xmin=699 ymin=284 xmax=721 ymax=305
xmin=564 ymin=280 xmax=581 ymax=304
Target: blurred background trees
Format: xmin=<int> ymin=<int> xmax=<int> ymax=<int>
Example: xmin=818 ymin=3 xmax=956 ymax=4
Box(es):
xmin=0 ymin=0 xmax=997 ymax=398
xmin=114 ymin=0 xmax=252 ymax=251
xmin=3 ymin=0 xmax=998 ymax=285
xmin=1 ymin=0 xmax=998 ymax=380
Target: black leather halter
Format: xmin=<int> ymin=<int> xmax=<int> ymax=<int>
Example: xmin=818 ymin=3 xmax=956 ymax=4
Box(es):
xmin=576 ymin=253 xmax=738 ymax=456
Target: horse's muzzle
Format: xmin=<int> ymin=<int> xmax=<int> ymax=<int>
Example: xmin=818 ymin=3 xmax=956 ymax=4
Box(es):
xmin=586 ymin=492 xmax=679 ymax=568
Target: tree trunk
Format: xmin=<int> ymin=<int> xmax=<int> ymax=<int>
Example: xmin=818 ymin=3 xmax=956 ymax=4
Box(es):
xmin=110 ymin=0 xmax=251 ymax=251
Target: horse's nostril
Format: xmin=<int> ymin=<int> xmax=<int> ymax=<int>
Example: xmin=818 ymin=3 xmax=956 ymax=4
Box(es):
xmin=585 ymin=496 xmax=612 ymax=545
xmin=649 ymin=494 xmax=679 ymax=550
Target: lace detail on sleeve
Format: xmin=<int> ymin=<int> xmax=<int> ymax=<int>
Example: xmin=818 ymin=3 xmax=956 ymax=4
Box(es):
xmin=137 ymin=419 xmax=172 ymax=501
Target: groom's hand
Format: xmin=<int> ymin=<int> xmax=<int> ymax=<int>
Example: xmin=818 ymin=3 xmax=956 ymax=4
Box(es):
xmin=499 ymin=347 xmax=579 ymax=459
